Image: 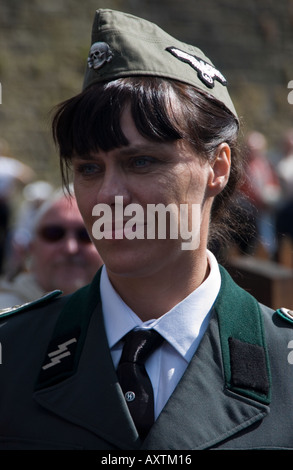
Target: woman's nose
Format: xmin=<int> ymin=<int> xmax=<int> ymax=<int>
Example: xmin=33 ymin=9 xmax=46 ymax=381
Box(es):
xmin=96 ymin=168 xmax=132 ymax=207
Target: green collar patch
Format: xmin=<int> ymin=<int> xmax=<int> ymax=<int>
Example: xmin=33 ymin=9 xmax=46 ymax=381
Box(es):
xmin=215 ymin=266 xmax=271 ymax=405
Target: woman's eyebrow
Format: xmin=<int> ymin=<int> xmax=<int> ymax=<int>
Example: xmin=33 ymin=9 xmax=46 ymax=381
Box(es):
xmin=72 ymin=153 xmax=98 ymax=161
xmin=118 ymin=144 xmax=160 ymax=156
xmin=72 ymin=143 xmax=162 ymax=160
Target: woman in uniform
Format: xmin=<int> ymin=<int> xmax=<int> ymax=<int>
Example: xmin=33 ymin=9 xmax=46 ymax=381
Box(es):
xmin=0 ymin=9 xmax=293 ymax=450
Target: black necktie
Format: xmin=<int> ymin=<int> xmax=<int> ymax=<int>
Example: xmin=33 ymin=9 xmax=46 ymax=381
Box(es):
xmin=117 ymin=329 xmax=164 ymax=439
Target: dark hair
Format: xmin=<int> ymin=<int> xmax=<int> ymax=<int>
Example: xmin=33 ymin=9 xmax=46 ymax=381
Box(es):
xmin=52 ymin=77 xmax=243 ymax=247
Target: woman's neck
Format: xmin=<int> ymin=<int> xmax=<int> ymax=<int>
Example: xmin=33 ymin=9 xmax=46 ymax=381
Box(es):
xmin=106 ymin=249 xmax=210 ymax=322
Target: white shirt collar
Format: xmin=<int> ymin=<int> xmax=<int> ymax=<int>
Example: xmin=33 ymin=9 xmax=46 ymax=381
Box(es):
xmin=100 ymin=250 xmax=221 ymax=362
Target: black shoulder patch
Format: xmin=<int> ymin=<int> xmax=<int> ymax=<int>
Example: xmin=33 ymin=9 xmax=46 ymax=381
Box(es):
xmin=229 ymin=337 xmax=270 ymax=395
xmin=0 ymin=290 xmax=63 ymax=319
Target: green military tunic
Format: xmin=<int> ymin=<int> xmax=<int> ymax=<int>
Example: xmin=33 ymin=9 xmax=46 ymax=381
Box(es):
xmin=0 ymin=266 xmax=293 ymax=450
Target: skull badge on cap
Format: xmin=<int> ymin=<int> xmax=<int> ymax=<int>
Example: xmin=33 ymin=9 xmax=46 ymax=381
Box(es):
xmin=87 ymin=42 xmax=113 ymax=70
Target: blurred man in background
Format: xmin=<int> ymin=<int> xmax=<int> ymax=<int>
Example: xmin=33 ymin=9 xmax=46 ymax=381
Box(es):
xmin=0 ymin=189 xmax=103 ymax=307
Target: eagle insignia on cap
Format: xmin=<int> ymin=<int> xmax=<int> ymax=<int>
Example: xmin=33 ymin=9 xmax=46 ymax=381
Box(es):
xmin=166 ymin=46 xmax=227 ymax=89
xmin=87 ymin=42 xmax=113 ymax=70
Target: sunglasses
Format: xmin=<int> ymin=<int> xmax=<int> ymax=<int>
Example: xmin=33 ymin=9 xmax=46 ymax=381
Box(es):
xmin=37 ymin=225 xmax=91 ymax=244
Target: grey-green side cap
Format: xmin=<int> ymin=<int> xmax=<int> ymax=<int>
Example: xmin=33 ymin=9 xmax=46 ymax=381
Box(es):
xmin=83 ymin=9 xmax=238 ymax=120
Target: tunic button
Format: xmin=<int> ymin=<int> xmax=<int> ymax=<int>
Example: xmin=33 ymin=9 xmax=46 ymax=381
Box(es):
xmin=125 ymin=391 xmax=136 ymax=402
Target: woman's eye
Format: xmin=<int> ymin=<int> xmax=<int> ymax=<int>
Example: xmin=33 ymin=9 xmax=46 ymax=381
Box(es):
xmin=132 ymin=156 xmax=156 ymax=168
xmin=75 ymin=163 xmax=101 ymax=176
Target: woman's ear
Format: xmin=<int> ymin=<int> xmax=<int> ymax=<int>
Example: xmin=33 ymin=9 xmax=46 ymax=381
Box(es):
xmin=207 ymin=143 xmax=231 ymax=196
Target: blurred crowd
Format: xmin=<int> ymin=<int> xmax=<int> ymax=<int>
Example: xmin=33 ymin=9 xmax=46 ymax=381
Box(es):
xmin=0 ymin=147 xmax=103 ymax=308
xmin=0 ymin=128 xmax=293 ymax=309
xmin=229 ymin=129 xmax=293 ymax=263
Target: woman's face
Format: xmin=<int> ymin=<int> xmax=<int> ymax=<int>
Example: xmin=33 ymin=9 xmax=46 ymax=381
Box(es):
xmin=72 ymin=106 xmax=230 ymax=280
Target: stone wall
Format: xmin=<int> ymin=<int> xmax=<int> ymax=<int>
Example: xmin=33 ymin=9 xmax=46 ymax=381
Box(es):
xmin=0 ymin=0 xmax=293 ymax=182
